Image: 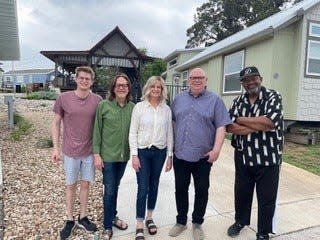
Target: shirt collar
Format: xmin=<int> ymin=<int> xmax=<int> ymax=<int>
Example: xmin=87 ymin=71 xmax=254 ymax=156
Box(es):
xmin=188 ymin=88 xmax=206 ymax=98
xmin=145 ymin=100 xmax=165 ymax=108
xmin=112 ymin=99 xmax=128 ymax=107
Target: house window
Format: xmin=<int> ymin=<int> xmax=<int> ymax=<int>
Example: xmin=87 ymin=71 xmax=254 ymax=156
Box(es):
xmin=309 ymin=22 xmax=320 ymax=37
xmin=182 ymin=71 xmax=188 ymax=87
xmin=306 ymin=22 xmax=320 ymax=76
xmin=169 ymin=58 xmax=177 ymax=68
xmin=223 ymin=50 xmax=244 ymax=93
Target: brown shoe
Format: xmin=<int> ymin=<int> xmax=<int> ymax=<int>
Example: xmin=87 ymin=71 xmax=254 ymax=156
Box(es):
xmin=169 ymin=223 xmax=187 ymax=237
xmin=193 ymin=224 xmax=204 ymax=240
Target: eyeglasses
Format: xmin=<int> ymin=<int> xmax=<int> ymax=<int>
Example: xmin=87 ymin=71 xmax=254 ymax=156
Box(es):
xmin=115 ymin=84 xmax=128 ymax=89
xmin=189 ymin=76 xmax=206 ymax=81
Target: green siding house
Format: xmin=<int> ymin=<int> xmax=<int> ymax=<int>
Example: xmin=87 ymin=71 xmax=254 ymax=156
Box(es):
xmin=162 ymin=48 xmax=205 ymax=102
xmin=164 ymin=0 xmax=320 ymax=123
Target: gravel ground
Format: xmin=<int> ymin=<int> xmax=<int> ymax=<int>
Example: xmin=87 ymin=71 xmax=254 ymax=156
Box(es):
xmin=0 ymin=98 xmax=105 ymax=239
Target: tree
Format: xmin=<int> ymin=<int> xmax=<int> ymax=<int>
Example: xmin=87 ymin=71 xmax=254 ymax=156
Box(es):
xmin=186 ymin=0 xmax=302 ymax=48
xmin=140 ymin=58 xmax=167 ymax=86
xmin=93 ymin=66 xmax=119 ymax=93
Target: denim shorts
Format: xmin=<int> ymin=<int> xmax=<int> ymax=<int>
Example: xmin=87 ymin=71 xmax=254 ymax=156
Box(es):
xmin=63 ymin=154 xmax=95 ymax=185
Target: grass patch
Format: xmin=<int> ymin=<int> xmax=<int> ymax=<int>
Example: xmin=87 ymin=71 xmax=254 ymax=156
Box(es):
xmin=10 ymin=113 xmax=33 ymax=141
xmin=225 ymin=133 xmax=232 ymax=140
xmin=283 ymin=142 xmax=320 ymax=176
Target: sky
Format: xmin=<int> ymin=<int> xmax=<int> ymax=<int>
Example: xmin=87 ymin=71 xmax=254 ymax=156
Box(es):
xmin=1 ymin=0 xmax=206 ymax=72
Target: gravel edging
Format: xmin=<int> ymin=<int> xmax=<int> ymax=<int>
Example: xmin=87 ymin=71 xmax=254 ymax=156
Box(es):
xmin=0 ymin=99 xmax=104 ymax=239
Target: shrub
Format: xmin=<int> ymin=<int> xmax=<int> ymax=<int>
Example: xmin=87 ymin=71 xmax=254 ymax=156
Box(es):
xmin=13 ymin=113 xmax=24 ymax=125
xmin=26 ymin=90 xmax=58 ymax=100
xmin=36 ymin=138 xmax=53 ymax=148
xmin=10 ymin=113 xmax=33 ymax=141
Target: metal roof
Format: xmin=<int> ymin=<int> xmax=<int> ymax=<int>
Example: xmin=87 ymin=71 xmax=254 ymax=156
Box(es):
xmin=164 ymin=47 xmax=205 ymax=61
xmin=176 ymin=0 xmax=320 ymax=71
xmin=0 ymin=0 xmax=20 ymax=60
xmin=4 ymin=68 xmax=54 ymax=75
xmin=40 ymin=26 xmax=153 ymax=72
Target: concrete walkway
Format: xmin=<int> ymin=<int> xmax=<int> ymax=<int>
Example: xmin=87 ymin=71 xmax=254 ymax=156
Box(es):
xmin=102 ymin=140 xmax=320 ymax=240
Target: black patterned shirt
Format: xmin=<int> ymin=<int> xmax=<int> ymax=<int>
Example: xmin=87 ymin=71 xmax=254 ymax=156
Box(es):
xmin=229 ymin=87 xmax=284 ymax=166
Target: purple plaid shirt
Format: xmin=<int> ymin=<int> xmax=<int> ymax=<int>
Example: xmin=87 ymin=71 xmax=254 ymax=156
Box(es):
xmin=171 ymin=90 xmax=231 ymax=162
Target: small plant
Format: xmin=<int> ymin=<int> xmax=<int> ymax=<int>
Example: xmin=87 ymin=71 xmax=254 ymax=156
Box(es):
xmin=36 ymin=138 xmax=53 ymax=148
xmin=27 ymin=90 xmax=58 ymax=100
xmin=13 ymin=113 xmax=24 ymax=125
xmin=10 ymin=113 xmax=33 ymax=141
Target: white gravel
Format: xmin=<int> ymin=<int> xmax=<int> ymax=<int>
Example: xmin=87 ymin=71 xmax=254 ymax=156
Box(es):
xmin=0 ymin=97 xmax=105 ymax=240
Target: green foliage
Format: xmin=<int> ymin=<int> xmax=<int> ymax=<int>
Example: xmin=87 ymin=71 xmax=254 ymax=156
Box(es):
xmin=186 ymin=0 xmax=297 ymax=48
xmin=141 ymin=58 xmax=167 ymax=86
xmin=26 ymin=90 xmax=58 ymax=100
xmin=36 ymin=138 xmax=53 ymax=148
xmin=13 ymin=113 xmax=24 ymax=125
xmin=10 ymin=114 xmax=33 ymax=141
xmin=94 ymin=66 xmax=120 ymax=92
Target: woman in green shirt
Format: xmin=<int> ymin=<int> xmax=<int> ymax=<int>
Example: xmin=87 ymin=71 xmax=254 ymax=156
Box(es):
xmin=93 ymin=74 xmax=135 ymax=240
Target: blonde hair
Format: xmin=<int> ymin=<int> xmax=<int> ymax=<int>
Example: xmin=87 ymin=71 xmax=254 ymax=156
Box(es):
xmin=141 ymin=76 xmax=167 ymax=102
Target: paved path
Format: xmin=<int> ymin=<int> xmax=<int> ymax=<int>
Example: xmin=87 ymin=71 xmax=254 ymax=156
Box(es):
xmin=98 ymin=140 xmax=320 ymax=240
xmin=0 ymin=138 xmax=319 ymax=239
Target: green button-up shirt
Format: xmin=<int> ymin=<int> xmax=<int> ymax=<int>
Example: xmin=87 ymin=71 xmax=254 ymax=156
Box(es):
xmin=93 ymin=99 xmax=135 ymax=162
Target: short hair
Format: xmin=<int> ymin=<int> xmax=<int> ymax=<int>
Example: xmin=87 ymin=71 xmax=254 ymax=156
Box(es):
xmin=108 ymin=73 xmax=132 ymax=102
xmin=75 ymin=66 xmax=95 ymax=80
xmin=141 ymin=76 xmax=167 ymax=102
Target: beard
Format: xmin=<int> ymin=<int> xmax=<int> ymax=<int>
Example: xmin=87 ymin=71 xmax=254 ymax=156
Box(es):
xmin=246 ymin=86 xmax=261 ymax=95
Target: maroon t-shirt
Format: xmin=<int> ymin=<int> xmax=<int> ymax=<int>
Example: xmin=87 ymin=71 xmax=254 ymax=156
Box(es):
xmin=53 ymin=91 xmax=102 ymax=157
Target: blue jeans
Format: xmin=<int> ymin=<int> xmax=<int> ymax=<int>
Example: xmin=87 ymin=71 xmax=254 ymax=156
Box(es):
xmin=102 ymin=161 xmax=127 ymax=230
xmin=136 ymin=147 xmax=166 ymax=221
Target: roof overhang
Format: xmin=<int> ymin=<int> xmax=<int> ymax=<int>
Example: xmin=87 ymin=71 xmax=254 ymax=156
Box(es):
xmin=164 ymin=48 xmax=205 ymax=61
xmin=176 ymin=27 xmax=275 ymax=71
xmin=175 ymin=0 xmax=315 ymax=71
xmin=40 ymin=26 xmax=154 ymax=73
xmin=0 ymin=0 xmax=20 ymax=60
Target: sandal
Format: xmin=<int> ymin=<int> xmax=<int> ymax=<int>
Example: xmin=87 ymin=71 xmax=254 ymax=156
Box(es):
xmin=112 ymin=216 xmax=128 ymax=230
xmin=102 ymin=229 xmax=113 ymax=240
xmin=135 ymin=228 xmax=145 ymax=240
xmin=145 ymin=219 xmax=157 ymax=235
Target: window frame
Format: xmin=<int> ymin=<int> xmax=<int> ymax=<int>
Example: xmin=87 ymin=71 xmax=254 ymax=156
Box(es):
xmin=305 ymin=21 xmax=320 ymax=78
xmin=309 ymin=22 xmax=320 ymax=37
xmin=168 ymin=58 xmax=178 ymax=69
xmin=182 ymin=70 xmax=188 ymax=87
xmin=222 ymin=50 xmax=244 ymax=94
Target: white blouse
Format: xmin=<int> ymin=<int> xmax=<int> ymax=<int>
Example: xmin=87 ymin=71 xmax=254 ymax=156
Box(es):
xmin=129 ymin=100 xmax=173 ymax=157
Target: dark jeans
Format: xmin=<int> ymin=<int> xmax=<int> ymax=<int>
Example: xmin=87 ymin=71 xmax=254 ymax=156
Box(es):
xmin=136 ymin=147 xmax=166 ymax=220
xmin=234 ymin=150 xmax=280 ymax=234
xmin=173 ymin=155 xmax=212 ymax=225
xmin=102 ymin=161 xmax=127 ymax=230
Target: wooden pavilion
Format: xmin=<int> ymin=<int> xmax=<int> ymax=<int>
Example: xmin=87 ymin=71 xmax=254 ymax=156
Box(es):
xmin=40 ymin=26 xmax=153 ymax=101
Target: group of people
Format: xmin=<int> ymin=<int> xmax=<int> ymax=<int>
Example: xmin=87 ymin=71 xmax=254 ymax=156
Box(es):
xmin=51 ymin=65 xmax=283 ymax=240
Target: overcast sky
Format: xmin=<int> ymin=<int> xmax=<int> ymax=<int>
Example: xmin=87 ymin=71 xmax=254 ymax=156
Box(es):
xmin=2 ymin=0 xmax=206 ymax=71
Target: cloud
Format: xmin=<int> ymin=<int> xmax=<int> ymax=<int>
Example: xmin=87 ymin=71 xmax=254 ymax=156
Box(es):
xmin=2 ymin=0 xmax=205 ymax=71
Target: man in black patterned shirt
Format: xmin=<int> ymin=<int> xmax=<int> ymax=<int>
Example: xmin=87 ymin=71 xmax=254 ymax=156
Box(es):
xmin=226 ymin=66 xmax=283 ymax=240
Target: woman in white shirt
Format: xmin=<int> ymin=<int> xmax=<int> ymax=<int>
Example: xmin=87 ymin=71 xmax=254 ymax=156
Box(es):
xmin=129 ymin=76 xmax=173 ymax=240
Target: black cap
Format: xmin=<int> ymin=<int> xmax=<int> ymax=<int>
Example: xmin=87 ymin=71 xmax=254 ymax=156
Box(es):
xmin=239 ymin=66 xmax=260 ymax=81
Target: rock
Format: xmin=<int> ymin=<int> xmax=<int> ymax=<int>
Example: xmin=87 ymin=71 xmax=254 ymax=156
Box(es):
xmin=0 ymin=107 xmax=104 ymax=239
